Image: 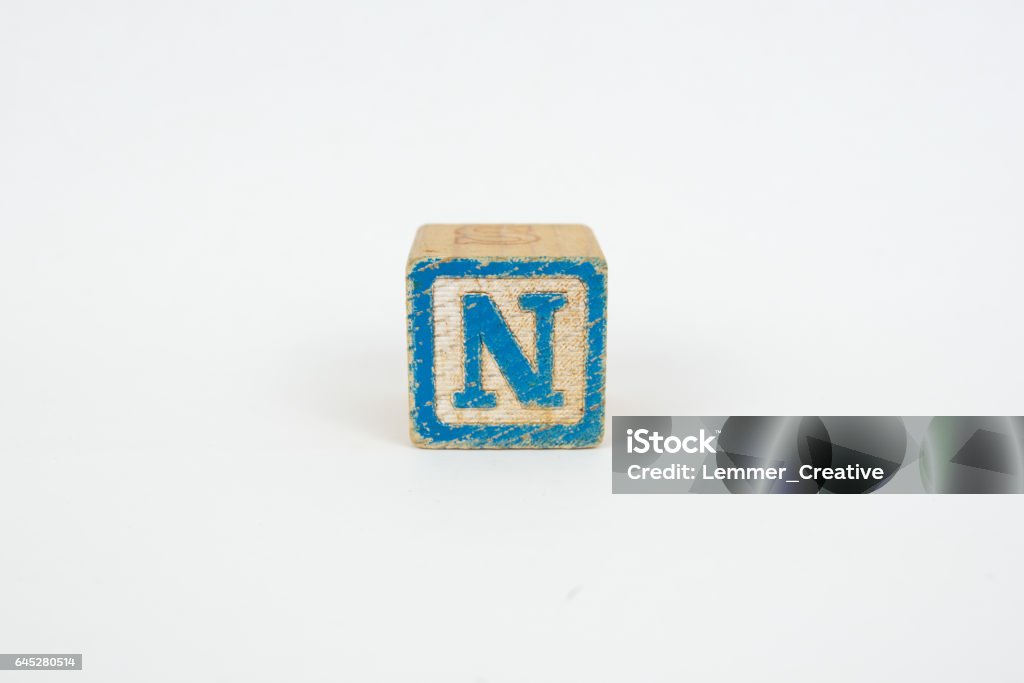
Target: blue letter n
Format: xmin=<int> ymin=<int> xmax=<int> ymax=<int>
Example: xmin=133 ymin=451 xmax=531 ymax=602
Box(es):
xmin=452 ymin=292 xmax=567 ymax=409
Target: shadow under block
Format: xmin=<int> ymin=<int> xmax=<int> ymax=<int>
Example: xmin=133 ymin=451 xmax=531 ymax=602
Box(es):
xmin=406 ymin=224 xmax=607 ymax=449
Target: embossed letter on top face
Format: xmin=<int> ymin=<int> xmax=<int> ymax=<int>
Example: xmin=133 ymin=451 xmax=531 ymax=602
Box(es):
xmin=433 ymin=277 xmax=587 ymax=426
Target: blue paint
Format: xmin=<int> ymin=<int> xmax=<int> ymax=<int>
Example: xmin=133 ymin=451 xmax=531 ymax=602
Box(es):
xmin=453 ymin=292 xmax=566 ymax=410
xmin=407 ymin=258 xmax=607 ymax=448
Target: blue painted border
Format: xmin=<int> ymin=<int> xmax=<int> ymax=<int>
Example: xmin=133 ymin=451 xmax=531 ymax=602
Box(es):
xmin=407 ymin=258 xmax=607 ymax=448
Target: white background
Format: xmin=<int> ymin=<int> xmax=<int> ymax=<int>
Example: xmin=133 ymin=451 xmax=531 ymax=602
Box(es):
xmin=2 ymin=1 xmax=1023 ymax=680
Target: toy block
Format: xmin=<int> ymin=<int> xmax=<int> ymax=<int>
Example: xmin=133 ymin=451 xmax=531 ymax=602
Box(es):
xmin=406 ymin=224 xmax=607 ymax=449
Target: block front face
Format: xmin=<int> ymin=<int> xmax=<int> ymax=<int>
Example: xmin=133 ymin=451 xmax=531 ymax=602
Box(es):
xmin=407 ymin=258 xmax=606 ymax=448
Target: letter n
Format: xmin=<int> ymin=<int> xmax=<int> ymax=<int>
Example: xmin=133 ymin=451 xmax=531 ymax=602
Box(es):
xmin=452 ymin=292 xmax=566 ymax=409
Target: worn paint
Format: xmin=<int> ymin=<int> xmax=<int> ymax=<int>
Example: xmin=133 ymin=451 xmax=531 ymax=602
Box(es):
xmin=407 ymin=257 xmax=607 ymax=449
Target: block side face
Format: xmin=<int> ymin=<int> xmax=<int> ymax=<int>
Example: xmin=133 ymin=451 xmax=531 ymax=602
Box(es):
xmin=407 ymin=257 xmax=606 ymax=449
xmin=408 ymin=224 xmax=603 ymax=262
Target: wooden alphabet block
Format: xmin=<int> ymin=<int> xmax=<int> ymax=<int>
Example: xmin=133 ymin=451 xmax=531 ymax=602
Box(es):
xmin=406 ymin=224 xmax=607 ymax=448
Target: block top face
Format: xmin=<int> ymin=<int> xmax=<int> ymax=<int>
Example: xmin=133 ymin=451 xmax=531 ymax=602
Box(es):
xmin=407 ymin=224 xmax=605 ymax=265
